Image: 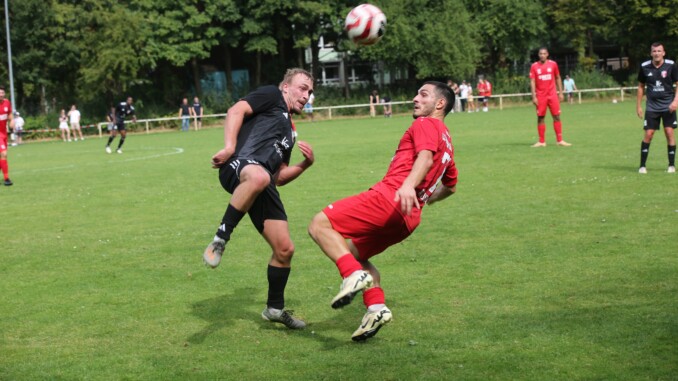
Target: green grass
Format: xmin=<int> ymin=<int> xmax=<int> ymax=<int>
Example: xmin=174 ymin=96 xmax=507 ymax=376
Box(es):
xmin=1 ymin=101 xmax=676 ymax=380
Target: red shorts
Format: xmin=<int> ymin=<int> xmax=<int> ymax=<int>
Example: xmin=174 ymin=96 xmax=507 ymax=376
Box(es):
xmin=323 ymin=189 xmax=416 ymax=260
xmin=536 ymin=94 xmax=560 ymax=117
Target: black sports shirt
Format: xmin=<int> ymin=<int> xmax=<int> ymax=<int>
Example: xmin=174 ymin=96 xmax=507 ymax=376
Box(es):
xmin=116 ymin=101 xmax=135 ymax=121
xmin=233 ymin=85 xmax=295 ymax=174
xmin=638 ymin=59 xmax=678 ymax=112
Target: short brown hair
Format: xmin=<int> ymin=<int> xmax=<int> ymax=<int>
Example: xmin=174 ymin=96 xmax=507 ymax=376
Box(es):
xmin=280 ymin=68 xmax=314 ymax=87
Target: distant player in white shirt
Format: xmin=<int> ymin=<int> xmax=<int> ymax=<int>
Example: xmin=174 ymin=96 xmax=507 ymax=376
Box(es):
xmin=68 ymin=104 xmax=84 ymax=141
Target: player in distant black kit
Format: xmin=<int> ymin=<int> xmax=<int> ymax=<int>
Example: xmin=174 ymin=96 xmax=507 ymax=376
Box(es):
xmin=636 ymin=42 xmax=678 ymax=174
xmin=203 ymin=68 xmax=315 ymax=329
xmin=106 ymin=96 xmax=137 ymax=154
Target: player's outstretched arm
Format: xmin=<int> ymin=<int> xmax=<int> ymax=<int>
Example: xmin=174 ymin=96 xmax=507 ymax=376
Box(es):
xmin=275 ymin=140 xmax=314 ymax=186
xmin=212 ymin=100 xmax=252 ymax=168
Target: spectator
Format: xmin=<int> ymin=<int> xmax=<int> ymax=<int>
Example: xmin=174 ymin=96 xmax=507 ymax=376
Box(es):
xmin=304 ymin=92 xmax=315 ymax=121
xmin=467 ymin=82 xmax=477 ymax=112
xmin=477 ymin=78 xmax=492 ymax=112
xmin=192 ymin=96 xmax=203 ymax=130
xmin=447 ymin=80 xmax=460 ymax=112
xmin=59 ymin=109 xmax=71 ymax=142
xmin=179 ymin=98 xmax=191 ymax=131
xmin=106 ymin=106 xmax=115 ymax=133
xmin=68 ymin=104 xmax=84 ymax=141
xmin=382 ymin=95 xmax=392 ymax=117
xmin=369 ymin=90 xmax=379 ymax=117
xmin=458 ymin=80 xmax=469 ymax=112
xmin=0 ymin=86 xmax=13 ymax=186
xmin=12 ymin=112 xmax=24 ymax=146
xmin=563 ymin=75 xmax=577 ymax=104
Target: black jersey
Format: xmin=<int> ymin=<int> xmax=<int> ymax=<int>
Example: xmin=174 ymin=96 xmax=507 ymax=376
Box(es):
xmin=193 ymin=102 xmax=202 ymax=115
xmin=116 ymin=101 xmax=135 ymax=121
xmin=638 ymin=59 xmax=678 ymax=112
xmin=180 ymin=103 xmax=191 ymax=116
xmin=233 ymin=85 xmax=295 ymax=174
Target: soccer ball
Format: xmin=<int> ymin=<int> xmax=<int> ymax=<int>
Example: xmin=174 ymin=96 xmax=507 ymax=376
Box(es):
xmin=344 ymin=4 xmax=386 ymax=46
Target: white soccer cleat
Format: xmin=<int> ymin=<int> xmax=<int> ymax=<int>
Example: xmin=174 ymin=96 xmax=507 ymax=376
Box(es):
xmin=638 ymin=167 xmax=647 ymax=174
xmin=203 ymin=238 xmax=226 ymax=268
xmin=556 ymin=141 xmax=572 ymax=147
xmin=331 ymin=270 xmax=373 ymax=309
xmin=105 ymin=146 xmax=111 ymax=154
xmin=668 ymin=166 xmax=676 ymax=173
xmin=531 ymin=142 xmax=546 ymax=148
xmin=351 ymin=306 xmax=392 ymax=342
xmin=116 ymin=149 xmax=123 ymax=154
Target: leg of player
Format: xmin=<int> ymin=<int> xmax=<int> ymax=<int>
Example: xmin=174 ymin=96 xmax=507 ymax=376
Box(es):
xmin=259 ymin=219 xmax=305 ymax=329
xmin=350 ymin=253 xmax=392 ymax=342
xmin=204 ymin=165 xmax=271 ymax=268
xmin=106 ymin=130 xmax=117 ymax=153
xmin=639 ymin=129 xmax=655 ymax=174
xmin=532 ymin=115 xmax=547 ymax=147
xmin=116 ymin=130 xmax=127 ymax=154
xmin=0 ymin=150 xmax=12 ymax=186
xmin=553 ymin=114 xmax=571 ymax=146
xmin=664 ymin=127 xmax=676 ymax=173
xmin=308 ymin=212 xmax=373 ymax=309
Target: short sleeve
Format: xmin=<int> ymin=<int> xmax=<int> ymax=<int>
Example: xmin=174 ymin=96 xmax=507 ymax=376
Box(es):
xmin=242 ymin=86 xmax=280 ymax=114
xmin=410 ymin=118 xmax=438 ymax=154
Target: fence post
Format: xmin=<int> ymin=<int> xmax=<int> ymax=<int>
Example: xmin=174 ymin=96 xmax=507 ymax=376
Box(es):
xmin=620 ymin=88 xmax=624 ymax=102
xmin=145 ymin=121 xmax=150 ymax=133
xmin=499 ymin=96 xmax=503 ymax=110
xmin=328 ymin=107 xmax=332 ymax=120
xmin=578 ymin=92 xmax=582 ymax=104
xmin=98 ymin=124 xmax=102 ymax=138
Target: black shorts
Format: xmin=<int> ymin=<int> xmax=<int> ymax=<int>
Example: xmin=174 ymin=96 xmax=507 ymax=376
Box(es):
xmin=116 ymin=121 xmax=126 ymax=131
xmin=218 ymin=159 xmax=287 ymax=233
xmin=644 ymin=110 xmax=677 ymax=130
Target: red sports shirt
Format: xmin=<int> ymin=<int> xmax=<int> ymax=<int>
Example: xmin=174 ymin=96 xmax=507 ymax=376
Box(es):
xmin=371 ymin=116 xmax=458 ymax=228
xmin=530 ymin=60 xmax=560 ymax=97
xmin=0 ymin=99 xmax=12 ymax=136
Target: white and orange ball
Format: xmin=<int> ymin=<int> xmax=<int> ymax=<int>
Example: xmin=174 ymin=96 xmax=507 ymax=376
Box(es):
xmin=344 ymin=4 xmax=386 ymax=46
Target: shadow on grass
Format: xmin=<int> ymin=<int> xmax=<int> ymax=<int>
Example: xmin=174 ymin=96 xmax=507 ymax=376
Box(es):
xmin=187 ymin=288 xmax=258 ymax=344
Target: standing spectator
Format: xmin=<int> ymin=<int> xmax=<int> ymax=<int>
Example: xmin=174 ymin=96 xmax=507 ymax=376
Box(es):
xmin=369 ymin=90 xmax=380 ymax=117
xmin=447 ymin=80 xmax=460 ymax=112
xmin=12 ymin=112 xmax=24 ymax=146
xmin=192 ymin=96 xmax=203 ymax=130
xmin=179 ymin=98 xmax=191 ymax=132
xmin=203 ymin=68 xmax=315 ymax=329
xmin=308 ymin=81 xmax=458 ymax=341
xmin=458 ymin=80 xmax=469 ymax=112
xmin=529 ymin=47 xmax=572 ymax=147
xmin=477 ymin=78 xmax=492 ymax=112
xmin=636 ymin=42 xmax=678 ymax=174
xmin=68 ymin=104 xmax=84 ymax=141
xmin=382 ymin=95 xmax=392 ymax=117
xmin=563 ymin=75 xmax=577 ymax=104
xmin=467 ymin=82 xmax=477 ymax=112
xmin=105 ymin=96 xmax=136 ymax=154
xmin=59 ymin=109 xmax=71 ymax=142
xmin=0 ymin=86 xmax=14 ymax=186
xmin=303 ymin=92 xmax=315 ymax=121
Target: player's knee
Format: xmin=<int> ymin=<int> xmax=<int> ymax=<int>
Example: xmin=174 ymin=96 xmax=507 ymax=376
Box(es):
xmin=308 ymin=212 xmax=328 ymax=240
xmin=273 ymin=241 xmax=295 ymax=263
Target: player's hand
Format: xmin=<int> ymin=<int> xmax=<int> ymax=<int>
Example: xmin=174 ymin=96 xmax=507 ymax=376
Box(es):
xmin=559 ymin=93 xmax=564 ymax=102
xmin=669 ymin=101 xmax=678 ymax=113
xmin=297 ymin=140 xmax=314 ymax=165
xmin=532 ymin=96 xmax=538 ymax=107
xmin=636 ymin=106 xmax=644 ymax=119
xmin=394 ymin=186 xmax=420 ymax=216
xmin=211 ymin=148 xmax=231 ymax=168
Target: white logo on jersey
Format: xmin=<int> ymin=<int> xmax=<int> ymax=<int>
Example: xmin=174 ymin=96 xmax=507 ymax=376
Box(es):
xmin=282 ymin=112 xmax=289 ymax=119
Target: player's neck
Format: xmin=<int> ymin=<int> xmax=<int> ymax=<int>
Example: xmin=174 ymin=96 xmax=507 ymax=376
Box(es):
xmin=652 ymin=59 xmax=664 ymax=68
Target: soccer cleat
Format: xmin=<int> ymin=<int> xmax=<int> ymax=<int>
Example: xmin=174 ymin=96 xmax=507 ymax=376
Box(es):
xmin=203 ymin=238 xmax=226 ymax=268
xmin=116 ymin=149 xmax=123 ymax=154
xmin=351 ymin=306 xmax=392 ymax=342
xmin=331 ymin=270 xmax=373 ymax=309
xmin=638 ymin=167 xmax=647 ymax=174
xmin=531 ymin=142 xmax=546 ymax=148
xmin=4 ymin=178 xmax=13 ymax=186
xmin=261 ymin=308 xmax=306 ymax=329
xmin=556 ymin=141 xmax=572 ymax=147
xmin=105 ymin=146 xmax=111 ymax=154
xmin=668 ymin=166 xmax=676 ymax=173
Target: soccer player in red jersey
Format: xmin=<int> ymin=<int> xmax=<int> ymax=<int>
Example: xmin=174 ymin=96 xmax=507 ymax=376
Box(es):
xmin=308 ymin=81 xmax=458 ymax=341
xmin=0 ymin=86 xmax=14 ymax=186
xmin=529 ymin=47 xmax=572 ymax=147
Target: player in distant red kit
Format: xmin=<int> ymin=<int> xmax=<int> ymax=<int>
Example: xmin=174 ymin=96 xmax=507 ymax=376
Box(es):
xmin=308 ymin=81 xmax=458 ymax=341
xmin=529 ymin=47 xmax=572 ymax=147
xmin=0 ymin=86 xmax=14 ymax=186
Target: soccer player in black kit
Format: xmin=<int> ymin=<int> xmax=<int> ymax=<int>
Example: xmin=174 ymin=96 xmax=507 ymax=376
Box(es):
xmin=203 ymin=68 xmax=315 ymax=329
xmin=636 ymin=42 xmax=678 ymax=174
xmin=106 ymin=96 xmax=136 ymax=154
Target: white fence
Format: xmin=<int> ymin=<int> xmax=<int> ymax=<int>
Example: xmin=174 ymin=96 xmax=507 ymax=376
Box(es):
xmin=91 ymin=86 xmax=638 ymax=137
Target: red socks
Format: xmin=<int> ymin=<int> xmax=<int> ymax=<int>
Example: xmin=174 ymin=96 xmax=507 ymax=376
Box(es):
xmin=335 ymin=253 xmax=363 ymax=278
xmin=537 ymin=124 xmax=546 ymax=143
xmin=554 ymin=120 xmax=563 ymax=142
xmin=363 ymin=287 xmax=385 ymax=308
xmin=0 ymin=159 xmax=8 ymax=180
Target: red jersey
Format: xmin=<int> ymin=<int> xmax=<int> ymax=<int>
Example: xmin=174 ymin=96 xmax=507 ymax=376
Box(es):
xmin=478 ymin=81 xmax=492 ymax=97
xmin=371 ymin=117 xmax=458 ymax=227
xmin=0 ymin=99 xmax=11 ymax=136
xmin=530 ymin=60 xmax=560 ymax=97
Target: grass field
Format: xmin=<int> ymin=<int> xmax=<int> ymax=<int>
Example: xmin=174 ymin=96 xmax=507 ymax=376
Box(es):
xmin=1 ymin=101 xmax=677 ymax=380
